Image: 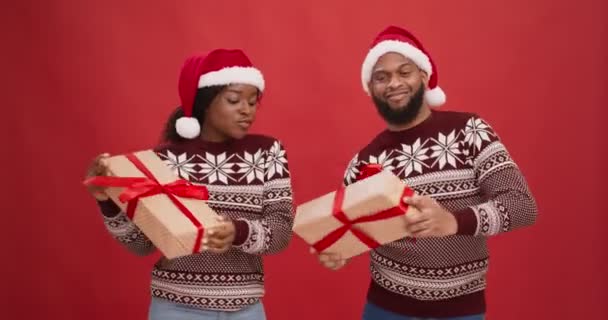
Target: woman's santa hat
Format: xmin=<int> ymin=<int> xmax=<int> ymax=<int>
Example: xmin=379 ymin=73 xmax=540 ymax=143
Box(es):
xmin=176 ymin=48 xmax=265 ymax=139
xmin=361 ymin=26 xmax=446 ymax=107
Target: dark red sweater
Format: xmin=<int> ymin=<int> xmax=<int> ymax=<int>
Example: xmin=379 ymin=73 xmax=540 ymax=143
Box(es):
xmin=343 ymin=110 xmax=537 ymax=317
xmin=97 ymin=134 xmax=294 ymax=311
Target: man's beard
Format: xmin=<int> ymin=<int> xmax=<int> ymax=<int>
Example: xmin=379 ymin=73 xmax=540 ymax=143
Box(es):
xmin=372 ymin=84 xmax=425 ymax=126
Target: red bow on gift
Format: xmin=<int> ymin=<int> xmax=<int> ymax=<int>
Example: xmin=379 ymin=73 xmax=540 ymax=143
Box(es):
xmin=84 ymin=153 xmax=210 ymax=253
xmin=312 ymin=164 xmax=413 ymax=253
xmin=356 ymin=163 xmax=383 ymax=181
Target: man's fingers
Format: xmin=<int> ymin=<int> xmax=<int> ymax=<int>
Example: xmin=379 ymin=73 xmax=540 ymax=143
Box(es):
xmin=329 ymin=259 xmax=348 ymax=270
xmin=317 ymin=252 xmax=344 ymax=262
xmin=404 ymin=195 xmax=435 ymax=209
xmin=312 ymin=251 xmax=348 ymax=270
xmin=411 ymin=228 xmax=434 ymax=238
xmin=403 ymin=195 xmax=423 ymax=206
xmin=323 ymin=259 xmax=345 ymax=270
xmin=404 ymin=210 xmax=429 ymax=225
xmin=407 ymin=220 xmax=431 ymax=234
xmin=318 ymin=252 xmax=342 ymax=263
xmin=310 ymin=249 xmax=348 ymax=270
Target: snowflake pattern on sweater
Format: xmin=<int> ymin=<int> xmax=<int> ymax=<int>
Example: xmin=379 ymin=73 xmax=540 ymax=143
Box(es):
xmin=98 ymin=135 xmax=294 ymax=312
xmin=343 ymin=111 xmax=537 ymax=317
xmin=345 ymin=117 xmax=496 ymax=183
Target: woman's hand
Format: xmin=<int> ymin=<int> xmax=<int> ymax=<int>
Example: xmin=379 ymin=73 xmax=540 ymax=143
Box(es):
xmin=85 ymin=153 xmax=111 ymax=200
xmin=202 ymin=216 xmax=236 ymax=254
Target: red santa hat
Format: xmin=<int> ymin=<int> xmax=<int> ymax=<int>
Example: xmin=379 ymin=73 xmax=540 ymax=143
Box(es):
xmin=176 ymin=48 xmax=265 ymax=139
xmin=361 ymin=26 xmax=446 ymax=107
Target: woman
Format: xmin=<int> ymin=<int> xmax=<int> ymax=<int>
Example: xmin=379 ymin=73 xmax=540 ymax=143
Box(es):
xmin=85 ymin=49 xmax=294 ymax=320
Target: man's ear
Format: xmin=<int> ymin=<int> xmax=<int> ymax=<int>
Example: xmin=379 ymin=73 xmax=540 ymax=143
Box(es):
xmin=421 ymin=70 xmax=430 ymax=88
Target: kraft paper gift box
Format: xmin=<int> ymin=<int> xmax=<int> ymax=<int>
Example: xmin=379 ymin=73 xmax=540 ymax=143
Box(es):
xmin=293 ymin=167 xmax=417 ymax=259
xmin=84 ymin=150 xmax=221 ymax=259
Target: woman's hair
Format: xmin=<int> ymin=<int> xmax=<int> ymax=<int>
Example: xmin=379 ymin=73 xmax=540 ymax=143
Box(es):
xmin=162 ymin=86 xmax=226 ymax=143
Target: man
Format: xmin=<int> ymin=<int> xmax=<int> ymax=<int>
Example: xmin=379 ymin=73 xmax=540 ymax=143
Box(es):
xmin=313 ymin=26 xmax=538 ymax=320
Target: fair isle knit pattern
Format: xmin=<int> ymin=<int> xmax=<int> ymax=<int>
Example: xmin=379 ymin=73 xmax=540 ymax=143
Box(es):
xmin=99 ymin=135 xmax=294 ymax=311
xmin=344 ymin=110 xmax=537 ymax=317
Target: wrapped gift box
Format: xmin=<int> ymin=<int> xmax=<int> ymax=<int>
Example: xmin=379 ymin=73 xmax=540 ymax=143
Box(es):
xmin=85 ymin=150 xmax=221 ymax=259
xmin=293 ymin=168 xmax=417 ymax=259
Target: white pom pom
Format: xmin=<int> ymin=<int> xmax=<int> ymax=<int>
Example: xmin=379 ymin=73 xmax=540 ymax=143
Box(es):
xmin=175 ymin=117 xmax=200 ymax=139
xmin=425 ymin=86 xmax=446 ymax=107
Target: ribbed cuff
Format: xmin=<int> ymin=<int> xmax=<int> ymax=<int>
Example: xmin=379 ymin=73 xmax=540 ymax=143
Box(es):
xmin=232 ymin=219 xmax=250 ymax=246
xmin=97 ymin=199 xmax=121 ymax=218
xmin=452 ymin=207 xmax=478 ymax=235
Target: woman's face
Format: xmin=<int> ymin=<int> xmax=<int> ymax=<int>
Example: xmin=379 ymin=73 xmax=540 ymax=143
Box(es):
xmin=202 ymin=84 xmax=260 ymax=141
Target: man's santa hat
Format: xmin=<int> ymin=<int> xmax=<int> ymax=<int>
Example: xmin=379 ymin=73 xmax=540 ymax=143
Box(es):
xmin=176 ymin=48 xmax=265 ymax=139
xmin=361 ymin=26 xmax=446 ymax=107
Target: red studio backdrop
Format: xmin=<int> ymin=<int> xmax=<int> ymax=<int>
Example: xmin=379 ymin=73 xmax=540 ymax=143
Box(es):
xmin=2 ymin=0 xmax=607 ymax=319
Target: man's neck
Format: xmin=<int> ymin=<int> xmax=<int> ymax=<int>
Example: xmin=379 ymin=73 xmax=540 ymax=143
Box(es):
xmin=386 ymin=105 xmax=432 ymax=132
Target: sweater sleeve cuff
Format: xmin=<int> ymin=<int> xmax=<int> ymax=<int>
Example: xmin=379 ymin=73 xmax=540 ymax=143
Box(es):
xmin=452 ymin=207 xmax=478 ymax=235
xmin=97 ymin=199 xmax=121 ymax=218
xmin=232 ymin=219 xmax=250 ymax=246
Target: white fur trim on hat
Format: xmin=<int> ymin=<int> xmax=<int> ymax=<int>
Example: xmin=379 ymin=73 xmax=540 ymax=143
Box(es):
xmin=175 ymin=116 xmax=201 ymax=139
xmin=198 ymin=66 xmax=265 ymax=92
xmin=424 ymin=86 xmax=446 ymax=107
xmin=361 ymin=40 xmax=432 ymax=94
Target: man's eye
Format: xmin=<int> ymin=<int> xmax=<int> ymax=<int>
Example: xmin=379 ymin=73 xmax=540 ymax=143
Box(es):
xmin=374 ymin=75 xmax=387 ymax=82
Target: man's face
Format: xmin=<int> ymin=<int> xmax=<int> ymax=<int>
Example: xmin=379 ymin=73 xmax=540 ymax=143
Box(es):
xmin=368 ymin=53 xmax=428 ymax=125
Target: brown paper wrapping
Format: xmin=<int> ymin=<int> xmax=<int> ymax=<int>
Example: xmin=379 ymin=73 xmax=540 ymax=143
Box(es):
xmin=103 ymin=150 xmax=220 ymax=259
xmin=293 ymin=170 xmax=415 ymax=259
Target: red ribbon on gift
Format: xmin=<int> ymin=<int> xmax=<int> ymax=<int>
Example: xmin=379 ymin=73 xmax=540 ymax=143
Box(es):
xmin=311 ymin=164 xmax=414 ymax=253
xmin=84 ymin=153 xmax=210 ymax=253
xmin=356 ymin=163 xmax=383 ymax=180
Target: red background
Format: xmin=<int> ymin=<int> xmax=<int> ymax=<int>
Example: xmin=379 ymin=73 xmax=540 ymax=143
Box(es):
xmin=3 ymin=0 xmax=607 ymax=319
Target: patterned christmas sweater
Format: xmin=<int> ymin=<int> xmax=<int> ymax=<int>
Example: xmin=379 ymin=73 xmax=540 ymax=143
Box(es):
xmin=343 ymin=110 xmax=537 ymax=318
xmin=97 ymin=134 xmax=294 ymax=311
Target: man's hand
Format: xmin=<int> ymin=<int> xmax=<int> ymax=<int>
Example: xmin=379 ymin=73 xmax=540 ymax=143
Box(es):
xmin=403 ymin=195 xmax=458 ymax=238
xmin=202 ymin=216 xmax=236 ymax=253
xmin=310 ymin=248 xmax=349 ymax=271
